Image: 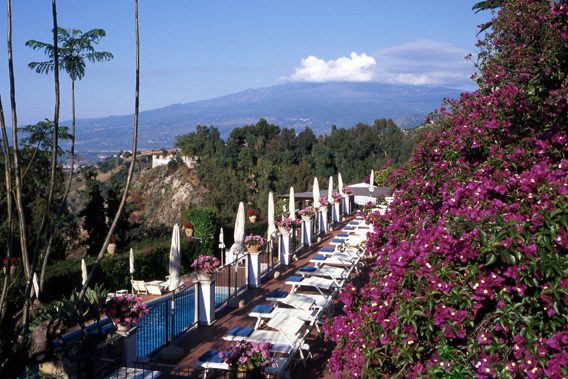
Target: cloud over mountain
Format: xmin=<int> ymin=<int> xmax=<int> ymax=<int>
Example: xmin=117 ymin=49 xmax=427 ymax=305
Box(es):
xmin=288 ymin=52 xmax=376 ymax=82
xmin=286 ymin=40 xmax=476 ymax=90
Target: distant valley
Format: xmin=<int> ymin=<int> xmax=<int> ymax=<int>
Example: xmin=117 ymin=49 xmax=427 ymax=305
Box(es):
xmin=63 ymin=81 xmax=464 ymax=157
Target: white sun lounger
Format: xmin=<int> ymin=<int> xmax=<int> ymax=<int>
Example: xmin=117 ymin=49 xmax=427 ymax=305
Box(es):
xmin=195 ymin=350 xmax=292 ymax=379
xmin=285 ymin=275 xmax=342 ymax=301
xmin=296 ymin=265 xmax=349 ymax=287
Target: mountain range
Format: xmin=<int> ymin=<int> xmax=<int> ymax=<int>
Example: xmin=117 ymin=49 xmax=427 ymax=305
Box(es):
xmin=68 ymin=82 xmax=464 ymax=153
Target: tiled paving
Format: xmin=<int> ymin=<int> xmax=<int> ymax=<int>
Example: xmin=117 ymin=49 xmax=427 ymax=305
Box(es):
xmin=141 ymin=213 xmax=371 ymax=378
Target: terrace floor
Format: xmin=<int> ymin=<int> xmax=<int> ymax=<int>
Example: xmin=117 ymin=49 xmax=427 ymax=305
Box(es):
xmin=135 ymin=213 xmax=372 ymax=378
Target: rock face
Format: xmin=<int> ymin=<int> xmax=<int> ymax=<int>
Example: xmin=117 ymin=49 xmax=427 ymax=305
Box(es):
xmin=129 ymin=165 xmax=204 ymax=232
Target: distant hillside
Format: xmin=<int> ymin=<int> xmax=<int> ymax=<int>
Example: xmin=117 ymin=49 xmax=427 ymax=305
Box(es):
xmin=69 ymin=82 xmax=463 ymax=152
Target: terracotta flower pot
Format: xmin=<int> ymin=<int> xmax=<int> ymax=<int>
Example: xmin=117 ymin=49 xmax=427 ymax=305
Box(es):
xmin=107 ymin=243 xmax=117 ymax=255
xmin=248 ymin=215 xmax=257 ymax=223
xmin=246 ymin=245 xmax=260 ymax=253
xmin=185 ymin=228 xmax=194 ymax=237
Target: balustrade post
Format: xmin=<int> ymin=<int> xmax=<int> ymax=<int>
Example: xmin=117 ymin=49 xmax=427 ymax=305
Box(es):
xmin=248 ymin=252 xmax=261 ymax=288
xmin=319 ymin=206 xmax=329 ymax=233
xmin=279 ymin=230 xmax=292 ymax=265
xmin=333 ymin=202 xmax=341 ymax=223
xmin=195 ymin=276 xmax=216 ymax=326
xmin=301 ymin=217 xmax=313 ymax=246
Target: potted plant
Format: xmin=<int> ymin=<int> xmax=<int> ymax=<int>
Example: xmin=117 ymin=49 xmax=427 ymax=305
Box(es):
xmin=244 ymin=235 xmax=264 ymax=253
xmin=342 ymin=186 xmax=353 ymax=195
xmin=107 ymin=236 xmax=117 ymax=255
xmin=221 ymin=340 xmax=277 ymax=376
xmin=247 ymin=209 xmax=258 ymax=223
xmin=298 ymin=207 xmax=315 ymax=221
xmin=276 ymin=217 xmax=300 ymax=234
xmin=191 ymin=254 xmax=221 ymax=281
xmin=104 ymin=294 xmax=149 ymax=332
xmin=183 ymin=221 xmax=194 ymax=237
xmin=332 ymin=192 xmax=344 ymax=203
xmin=2 ymin=257 xmax=17 ymax=276
xmin=319 ymin=197 xmax=330 ymax=208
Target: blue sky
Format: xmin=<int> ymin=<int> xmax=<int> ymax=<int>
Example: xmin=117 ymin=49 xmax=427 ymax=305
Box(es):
xmin=0 ymin=1 xmax=490 ymax=126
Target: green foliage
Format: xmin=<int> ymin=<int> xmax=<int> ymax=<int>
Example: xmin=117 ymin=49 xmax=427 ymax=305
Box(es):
xmin=185 ymin=207 xmax=218 ymax=255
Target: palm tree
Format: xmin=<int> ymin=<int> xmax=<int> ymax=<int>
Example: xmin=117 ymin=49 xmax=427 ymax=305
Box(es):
xmin=472 ymin=0 xmax=504 ymax=34
xmin=26 ymin=28 xmax=113 ymax=294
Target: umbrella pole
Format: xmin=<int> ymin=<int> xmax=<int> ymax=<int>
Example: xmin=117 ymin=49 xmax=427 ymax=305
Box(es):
xmin=130 ymin=274 xmax=134 ymax=294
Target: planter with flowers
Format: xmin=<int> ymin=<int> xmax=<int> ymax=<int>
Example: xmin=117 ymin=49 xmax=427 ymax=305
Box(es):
xmin=319 ymin=197 xmax=330 ymax=210
xmin=244 ymin=235 xmax=264 ymax=253
xmin=332 ymin=192 xmax=344 ymax=203
xmin=342 ymin=186 xmax=353 ymax=196
xmin=107 ymin=236 xmax=117 ymax=255
xmin=183 ymin=222 xmax=194 ymax=237
xmin=191 ymin=254 xmax=220 ymax=281
xmin=299 ymin=207 xmax=315 ymax=222
xmin=276 ymin=217 xmax=300 ymax=235
xmin=104 ymin=294 xmax=149 ymax=333
xmin=247 ymin=209 xmax=258 ymax=223
xmin=221 ymin=340 xmax=277 ymax=378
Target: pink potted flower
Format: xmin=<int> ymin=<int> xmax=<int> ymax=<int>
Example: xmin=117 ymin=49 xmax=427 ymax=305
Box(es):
xmin=191 ymin=254 xmax=221 ymax=280
xmin=244 ymin=235 xmax=264 ymax=253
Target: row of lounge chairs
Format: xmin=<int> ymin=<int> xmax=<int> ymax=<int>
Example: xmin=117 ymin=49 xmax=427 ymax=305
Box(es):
xmin=195 ymin=215 xmax=371 ymax=378
xmin=131 ymin=279 xmax=167 ymax=296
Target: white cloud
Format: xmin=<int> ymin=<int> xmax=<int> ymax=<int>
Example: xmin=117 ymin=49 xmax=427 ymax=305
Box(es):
xmin=285 ymin=40 xmax=477 ymax=89
xmin=289 ymin=52 xmax=376 ymax=82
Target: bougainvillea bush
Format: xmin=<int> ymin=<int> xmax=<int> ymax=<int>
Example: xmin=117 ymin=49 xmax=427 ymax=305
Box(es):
xmin=325 ymin=1 xmax=568 ymax=378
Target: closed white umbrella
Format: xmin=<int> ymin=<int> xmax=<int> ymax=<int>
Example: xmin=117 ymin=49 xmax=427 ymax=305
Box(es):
xmin=327 ymin=176 xmax=334 ymax=202
xmin=219 ymin=227 xmax=226 ymax=265
xmin=289 ymin=187 xmax=296 ymax=220
xmin=369 ymin=169 xmax=375 ymax=196
xmin=81 ymin=259 xmax=88 ymax=286
xmin=267 ymin=192 xmax=277 ymax=237
xmin=313 ymin=177 xmax=320 ymax=208
xmin=129 ymin=248 xmax=135 ymax=275
xmin=168 ymin=223 xmax=183 ymax=291
xmin=338 ymin=173 xmax=344 ymax=196
xmin=230 ymin=202 xmax=246 ymax=254
xmin=32 ymin=272 xmax=39 ymax=298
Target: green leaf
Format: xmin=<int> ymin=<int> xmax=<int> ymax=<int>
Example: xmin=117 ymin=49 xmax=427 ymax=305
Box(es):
xmin=485 ymin=253 xmax=497 ymax=266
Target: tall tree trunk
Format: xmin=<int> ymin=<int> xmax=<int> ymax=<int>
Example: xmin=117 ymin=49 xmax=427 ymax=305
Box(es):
xmin=0 ymin=97 xmax=15 ymax=324
xmin=74 ymin=0 xmax=140 ymax=308
xmin=39 ymin=78 xmax=76 ymax=294
xmin=21 ymin=0 xmax=60 ymax=334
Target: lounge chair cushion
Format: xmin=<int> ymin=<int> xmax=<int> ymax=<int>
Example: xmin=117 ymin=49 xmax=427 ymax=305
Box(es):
xmin=226 ymin=326 xmax=254 ymax=338
xmin=337 ymin=233 xmax=349 ymax=237
xmin=298 ymin=266 xmax=317 ymax=272
xmin=311 ymin=256 xmax=326 ymax=261
xmin=198 ymin=350 xmax=226 ymax=363
xmin=251 ymin=305 xmax=274 ymax=314
xmin=332 ymin=239 xmax=344 ymax=243
xmin=320 ymin=247 xmax=335 ymax=253
xmin=267 ymin=290 xmax=288 ymax=299
xmin=286 ymin=275 xmax=304 ymax=282
xmin=343 ymin=226 xmax=355 ymax=230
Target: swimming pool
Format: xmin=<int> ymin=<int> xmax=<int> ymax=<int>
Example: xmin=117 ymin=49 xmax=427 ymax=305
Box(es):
xmin=136 ymin=287 xmax=228 ymax=357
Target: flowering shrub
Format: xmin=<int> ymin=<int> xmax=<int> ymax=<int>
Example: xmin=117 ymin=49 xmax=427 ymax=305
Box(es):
xmin=276 ymin=217 xmax=300 ymax=231
xmin=244 ymin=235 xmax=264 ymax=247
xmin=191 ymin=254 xmax=220 ymax=275
xmin=331 ymin=192 xmax=344 ymax=202
xmin=247 ymin=209 xmax=258 ymax=217
xmin=183 ymin=222 xmax=193 ymax=229
xmin=220 ymin=340 xmax=277 ymax=374
xmin=104 ymin=294 xmax=149 ymax=326
xmin=319 ymin=197 xmax=330 ymax=206
xmin=325 ymin=1 xmax=568 ymax=378
xmin=342 ymin=186 xmax=353 ymax=195
xmin=299 ymin=207 xmax=315 ymax=217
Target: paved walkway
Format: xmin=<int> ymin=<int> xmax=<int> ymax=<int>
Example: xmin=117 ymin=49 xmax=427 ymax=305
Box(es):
xmin=145 ymin=213 xmax=370 ymax=378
